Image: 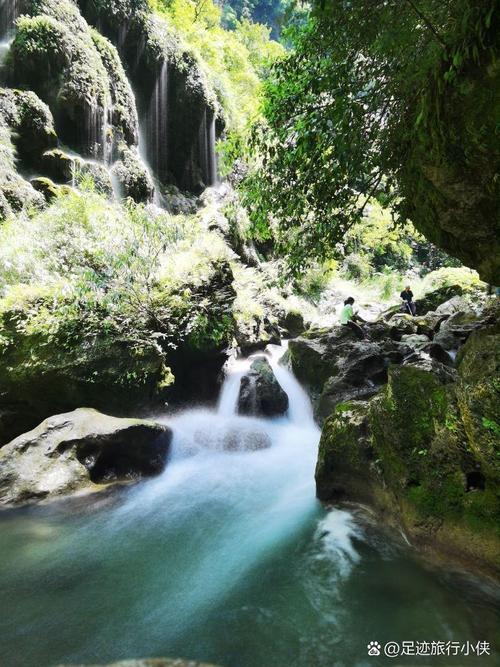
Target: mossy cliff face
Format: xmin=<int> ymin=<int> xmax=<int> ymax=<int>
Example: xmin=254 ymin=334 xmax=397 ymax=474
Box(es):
xmin=7 ymin=0 xmax=138 ymax=159
xmin=399 ymin=53 xmax=500 ymax=283
xmin=316 ymin=329 xmax=500 ymax=576
xmin=0 ymin=291 xmax=171 ymax=445
xmin=76 ymin=0 xmax=221 ymax=192
xmin=0 ymin=0 xmax=221 ymax=205
xmin=0 ymin=242 xmax=236 ymax=444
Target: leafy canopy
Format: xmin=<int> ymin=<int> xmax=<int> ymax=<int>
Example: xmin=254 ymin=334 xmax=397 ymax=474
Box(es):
xmin=150 ymin=0 xmax=284 ymax=130
xmin=242 ymin=0 xmax=498 ymax=271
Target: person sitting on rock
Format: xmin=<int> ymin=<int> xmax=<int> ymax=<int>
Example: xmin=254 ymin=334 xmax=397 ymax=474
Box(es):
xmin=340 ymin=297 xmax=366 ymax=339
xmin=400 ymin=285 xmax=417 ymax=316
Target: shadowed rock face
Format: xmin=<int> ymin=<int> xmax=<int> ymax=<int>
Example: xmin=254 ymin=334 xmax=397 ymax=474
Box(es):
xmin=0 ymin=408 xmax=172 ymax=506
xmin=237 ymin=357 xmax=288 ymax=417
xmin=397 ymin=46 xmax=500 ymax=284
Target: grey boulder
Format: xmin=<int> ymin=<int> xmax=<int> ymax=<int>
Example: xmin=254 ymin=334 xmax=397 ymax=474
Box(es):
xmin=0 ymin=408 xmax=171 ymax=506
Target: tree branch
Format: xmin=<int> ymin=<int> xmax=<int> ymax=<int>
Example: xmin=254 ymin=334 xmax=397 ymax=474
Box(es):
xmin=403 ymin=0 xmax=447 ymax=50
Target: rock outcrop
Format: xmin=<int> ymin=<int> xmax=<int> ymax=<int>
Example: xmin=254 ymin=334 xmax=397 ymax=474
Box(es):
xmin=287 ymin=324 xmax=411 ymax=419
xmin=315 ymin=306 xmax=500 ymax=576
xmin=237 ymin=357 xmax=288 ymax=417
xmin=398 ymin=38 xmax=500 ymax=284
xmin=0 ymin=408 xmax=172 ymax=506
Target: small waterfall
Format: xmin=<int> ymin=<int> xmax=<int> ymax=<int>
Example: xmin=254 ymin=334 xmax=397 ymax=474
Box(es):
xmin=83 ymin=101 xmax=113 ymax=162
xmin=217 ymin=357 xmax=250 ymax=417
xmin=0 ymin=36 xmax=12 ymax=70
xmin=207 ymin=111 xmax=218 ymax=186
xmin=0 ymin=0 xmax=19 ymax=41
xmin=197 ymin=109 xmax=218 ymax=188
xmin=266 ymin=342 xmax=315 ymax=426
xmin=103 ymin=104 xmax=113 ymax=165
xmin=145 ymin=60 xmax=169 ymax=182
xmin=217 ymin=342 xmax=314 ymax=427
xmin=198 ymin=109 xmax=209 ymax=186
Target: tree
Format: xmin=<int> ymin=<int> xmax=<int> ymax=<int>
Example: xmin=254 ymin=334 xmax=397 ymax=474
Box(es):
xmin=243 ymin=0 xmax=499 ymax=277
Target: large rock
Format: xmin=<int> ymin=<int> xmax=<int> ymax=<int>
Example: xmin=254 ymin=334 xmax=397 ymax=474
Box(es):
xmin=434 ymin=308 xmax=494 ymax=350
xmin=317 ymin=341 xmax=389 ymax=418
xmin=0 ymin=88 xmax=57 ymax=169
xmin=0 ymin=408 xmax=172 ymax=506
xmin=315 ymin=401 xmax=378 ymax=503
xmin=315 ymin=337 xmax=500 ymax=577
xmin=416 ymin=285 xmax=465 ymax=315
xmin=287 ymin=327 xmax=354 ymax=391
xmin=112 ymin=145 xmax=154 ymax=202
xmin=0 ymin=291 xmax=170 ymax=444
xmin=237 ymin=357 xmax=288 ymax=417
xmin=398 ymin=44 xmax=500 ymax=284
xmin=288 ymin=324 xmax=415 ymax=418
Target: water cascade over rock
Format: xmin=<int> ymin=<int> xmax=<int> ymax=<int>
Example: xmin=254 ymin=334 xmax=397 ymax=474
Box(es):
xmin=1 ymin=342 xmax=498 ymax=666
xmin=145 ymin=59 xmax=169 ymax=184
xmin=0 ymin=0 xmax=19 ymax=40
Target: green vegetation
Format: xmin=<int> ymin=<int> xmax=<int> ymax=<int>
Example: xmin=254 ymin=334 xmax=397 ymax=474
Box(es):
xmin=150 ymin=0 xmax=283 ymax=130
xmin=241 ymin=0 xmax=499 ymax=281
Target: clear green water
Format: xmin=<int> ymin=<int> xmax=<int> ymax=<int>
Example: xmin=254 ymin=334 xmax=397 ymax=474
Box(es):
xmin=0 ymin=352 xmax=498 ymax=667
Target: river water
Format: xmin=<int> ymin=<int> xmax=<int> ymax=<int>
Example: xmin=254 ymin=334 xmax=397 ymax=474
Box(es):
xmin=0 ymin=344 xmax=498 ymax=667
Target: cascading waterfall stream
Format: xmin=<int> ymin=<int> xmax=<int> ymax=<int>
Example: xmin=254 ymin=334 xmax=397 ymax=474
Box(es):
xmin=0 ymin=0 xmax=18 ymax=41
xmin=0 ymin=342 xmax=498 ymax=667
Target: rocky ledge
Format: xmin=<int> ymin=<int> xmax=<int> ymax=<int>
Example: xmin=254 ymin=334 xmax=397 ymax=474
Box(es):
xmin=0 ymin=408 xmax=172 ymax=506
xmin=308 ymin=295 xmax=499 ymax=577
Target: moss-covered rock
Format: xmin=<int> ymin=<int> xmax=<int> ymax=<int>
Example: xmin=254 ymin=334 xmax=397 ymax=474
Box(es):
xmin=456 ymin=323 xmax=500 ymax=479
xmin=0 ymin=87 xmax=57 ymax=168
xmin=287 ymin=330 xmax=348 ymax=390
xmin=316 ymin=400 xmax=380 ymax=503
xmin=112 ymin=144 xmax=154 ymax=202
xmin=7 ymin=2 xmax=138 ymax=159
xmin=0 ymin=116 xmax=46 ymax=218
xmin=399 ymin=45 xmax=500 ymax=283
xmin=0 ymin=289 xmax=172 ymax=444
xmin=316 ymin=338 xmax=500 ymax=576
xmin=416 ymin=284 xmax=465 ymax=315
xmin=8 ymin=12 xmax=110 ymax=157
xmin=237 ymin=356 xmax=288 ymax=417
xmin=30 ymin=175 xmax=66 ymax=201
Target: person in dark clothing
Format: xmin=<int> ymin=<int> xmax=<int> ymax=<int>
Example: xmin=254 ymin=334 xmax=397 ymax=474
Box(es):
xmin=400 ymin=285 xmax=416 ymax=316
xmin=340 ymin=297 xmax=366 ymax=339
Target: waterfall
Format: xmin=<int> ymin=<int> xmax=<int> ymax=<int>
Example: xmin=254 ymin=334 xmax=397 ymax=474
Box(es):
xmin=103 ymin=104 xmax=113 ymax=165
xmin=207 ymin=110 xmax=218 ymax=186
xmin=218 ymin=343 xmax=314 ymax=426
xmin=0 ymin=36 xmax=11 ymax=70
xmin=198 ymin=109 xmax=209 ymax=186
xmin=197 ymin=109 xmax=218 ymax=188
xmin=1 ymin=335 xmax=492 ymax=667
xmin=0 ymin=0 xmax=19 ymax=41
xmin=145 ymin=60 xmax=169 ymax=182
